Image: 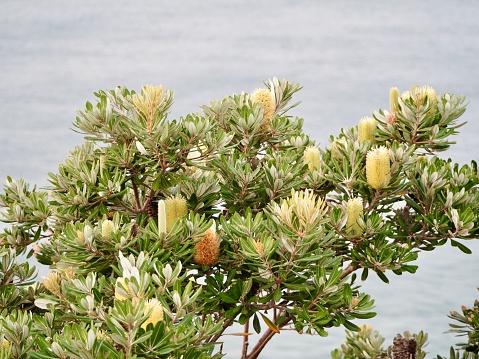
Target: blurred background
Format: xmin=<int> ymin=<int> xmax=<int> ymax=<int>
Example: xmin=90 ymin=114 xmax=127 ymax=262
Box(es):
xmin=1 ymin=1 xmax=479 ymax=357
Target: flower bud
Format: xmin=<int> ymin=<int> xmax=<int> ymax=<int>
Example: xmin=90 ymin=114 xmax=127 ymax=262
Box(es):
xmin=135 ymin=141 xmax=148 ymax=155
xmin=194 ymin=229 xmax=220 ymax=266
xmin=141 ymin=298 xmax=164 ymax=330
xmin=303 ymin=146 xmax=321 ymax=171
xmin=101 ymin=220 xmax=115 ymax=240
xmin=390 ymin=87 xmax=400 ymax=113
xmin=366 ymin=146 xmax=391 ymax=189
xmin=402 ymin=85 xmax=437 ymax=115
xmin=346 ymin=198 xmax=363 ymax=235
xmin=358 ymin=117 xmax=376 ymax=143
xmin=165 ymin=195 xmax=188 ymax=231
xmin=158 ymin=200 xmax=167 ymax=235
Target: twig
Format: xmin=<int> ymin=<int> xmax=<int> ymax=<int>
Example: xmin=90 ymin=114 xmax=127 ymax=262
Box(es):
xmin=246 ymin=316 xmax=292 ymax=359
xmin=207 ymin=316 xmax=236 ymax=343
xmin=241 ymin=319 xmax=250 ymax=359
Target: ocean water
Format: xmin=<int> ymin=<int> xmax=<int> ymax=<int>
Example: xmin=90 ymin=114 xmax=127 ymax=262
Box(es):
xmin=1 ymin=1 xmax=479 ymax=357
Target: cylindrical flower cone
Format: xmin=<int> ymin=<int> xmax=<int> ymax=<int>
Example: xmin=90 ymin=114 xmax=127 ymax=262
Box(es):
xmin=346 ymin=198 xmax=364 ymax=235
xmin=390 ymin=87 xmax=400 ymax=113
xmin=251 ymin=88 xmax=275 ymax=120
xmin=115 ymin=277 xmax=131 ymax=301
xmin=165 ymin=195 xmax=188 ymax=231
xmin=358 ymin=117 xmax=376 ymax=143
xmin=157 ymin=200 xmax=167 ymax=235
xmin=366 ymin=146 xmax=391 ymax=190
xmin=101 ymin=220 xmax=115 ymax=240
xmin=194 ymin=229 xmax=220 ymax=266
xmin=141 ymin=298 xmax=164 ymax=330
xmin=303 ymin=146 xmax=321 ymax=172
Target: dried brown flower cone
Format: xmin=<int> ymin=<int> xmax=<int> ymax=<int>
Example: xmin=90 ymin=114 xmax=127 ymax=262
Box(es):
xmin=147 ymin=198 xmax=158 ymax=218
xmin=194 ymin=229 xmax=220 ymax=266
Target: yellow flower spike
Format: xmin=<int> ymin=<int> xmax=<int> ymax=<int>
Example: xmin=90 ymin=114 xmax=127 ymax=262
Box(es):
xmin=96 ymin=330 xmax=114 ymax=344
xmin=366 ymin=146 xmax=391 ymax=190
xmin=389 ymin=87 xmax=400 ymax=113
xmin=165 ymin=195 xmax=188 ymax=231
xmin=43 ymin=272 xmax=62 ymax=297
xmin=251 ymin=87 xmax=276 ymax=133
xmin=157 ymin=200 xmax=167 ymax=235
xmin=303 ymin=146 xmax=321 ymax=172
xmin=251 ymin=88 xmax=276 ymax=121
xmin=358 ymin=117 xmax=377 ymax=143
xmin=141 ymin=298 xmax=164 ymax=330
xmin=194 ymin=228 xmax=220 ymax=266
xmin=346 ymin=198 xmax=364 ymax=235
xmin=1 ymin=338 xmax=11 ymax=350
xmin=101 ymin=220 xmax=115 ymax=240
xmin=115 ymin=277 xmax=131 ymax=301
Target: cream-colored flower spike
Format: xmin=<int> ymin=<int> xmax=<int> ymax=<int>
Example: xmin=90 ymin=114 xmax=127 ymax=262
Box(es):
xmin=346 ymin=198 xmax=364 ymax=235
xmin=358 ymin=117 xmax=376 ymax=143
xmin=141 ymin=298 xmax=164 ymax=330
xmin=101 ymin=220 xmax=115 ymax=240
xmin=251 ymin=88 xmax=276 ymax=120
xmin=389 ymin=87 xmax=400 ymax=113
xmin=114 ymin=277 xmax=131 ymax=301
xmin=303 ymin=146 xmax=321 ymax=171
xmin=366 ymin=146 xmax=391 ymax=190
xmin=158 ymin=199 xmax=167 ymax=235
xmin=165 ymin=195 xmax=188 ymax=231
xmin=0 ymin=339 xmax=10 ymax=350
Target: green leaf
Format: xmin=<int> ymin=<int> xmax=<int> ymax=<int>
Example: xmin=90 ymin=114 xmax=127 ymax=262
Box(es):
xmin=375 ymin=270 xmax=389 ymax=284
xmin=343 ymin=319 xmax=360 ymax=332
xmin=253 ymin=313 xmax=261 ymax=334
xmin=450 ymin=239 xmax=472 ymax=254
xmin=273 ymin=286 xmax=282 ymax=302
xmin=361 ymin=268 xmax=369 ymax=281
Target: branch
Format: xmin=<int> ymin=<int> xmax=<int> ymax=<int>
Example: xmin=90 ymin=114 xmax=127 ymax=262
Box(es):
xmin=246 ymin=316 xmax=292 ymax=359
xmin=241 ymin=319 xmax=250 ymax=359
xmin=340 ymin=263 xmax=360 ymax=280
xmin=207 ymin=316 xmax=236 ymax=343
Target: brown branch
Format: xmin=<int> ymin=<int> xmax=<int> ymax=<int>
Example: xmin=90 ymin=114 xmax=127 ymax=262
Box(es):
xmin=340 ymin=263 xmax=360 ymax=280
xmin=241 ymin=319 xmax=250 ymax=359
xmin=246 ymin=316 xmax=292 ymax=359
xmin=207 ymin=316 xmax=236 ymax=343
xmin=131 ymin=180 xmax=142 ymax=210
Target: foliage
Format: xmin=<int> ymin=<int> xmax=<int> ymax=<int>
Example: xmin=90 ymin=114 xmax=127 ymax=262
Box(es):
xmin=331 ymin=288 xmax=479 ymax=359
xmin=0 ymin=79 xmax=478 ymax=358
xmin=435 ymin=289 xmax=479 ymax=359
xmin=331 ymin=326 xmax=428 ymax=359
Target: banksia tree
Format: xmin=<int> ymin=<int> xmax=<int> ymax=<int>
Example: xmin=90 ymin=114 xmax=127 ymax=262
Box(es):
xmin=0 ymin=78 xmax=478 ymax=359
